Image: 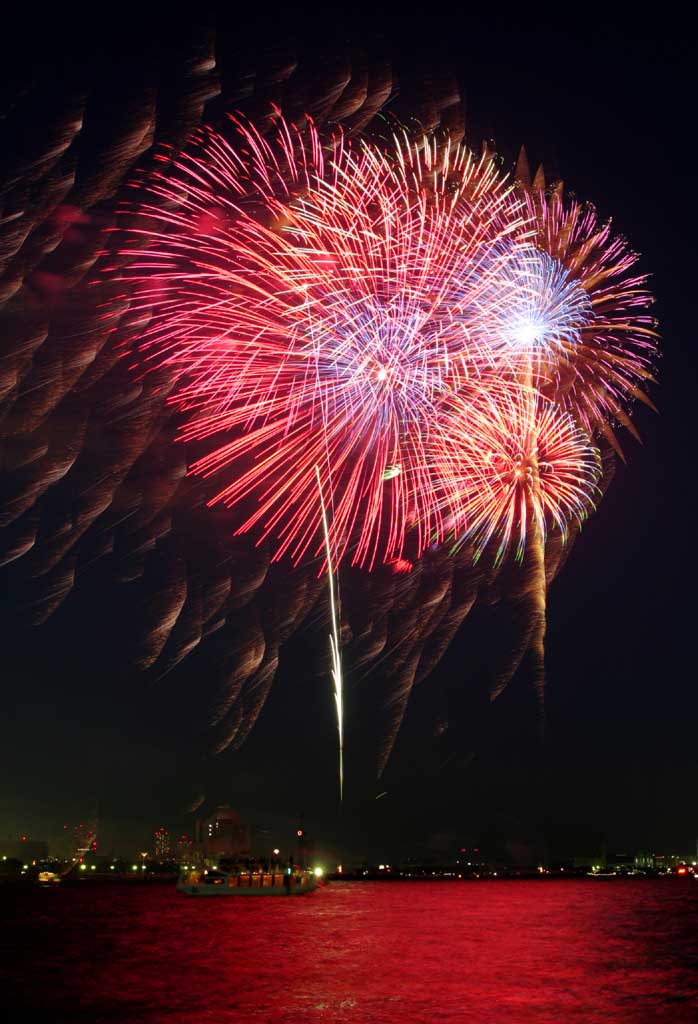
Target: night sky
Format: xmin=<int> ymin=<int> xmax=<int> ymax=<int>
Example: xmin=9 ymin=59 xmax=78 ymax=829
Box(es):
xmin=1 ymin=10 xmax=695 ymax=864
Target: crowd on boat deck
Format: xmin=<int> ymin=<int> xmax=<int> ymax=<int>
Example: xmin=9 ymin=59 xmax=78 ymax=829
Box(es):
xmin=219 ymin=856 xmax=298 ymax=875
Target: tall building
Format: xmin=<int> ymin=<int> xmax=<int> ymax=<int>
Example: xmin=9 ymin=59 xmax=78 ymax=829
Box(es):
xmin=175 ymin=834 xmax=193 ymax=860
xmin=153 ymin=827 xmax=170 ymax=859
xmin=195 ymin=806 xmax=250 ymax=861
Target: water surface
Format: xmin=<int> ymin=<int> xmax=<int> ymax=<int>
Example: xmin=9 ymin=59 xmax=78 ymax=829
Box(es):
xmin=3 ymin=879 xmax=697 ymax=1022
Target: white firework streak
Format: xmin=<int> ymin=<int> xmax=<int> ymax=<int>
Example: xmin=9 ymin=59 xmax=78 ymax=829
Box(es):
xmin=315 ymin=464 xmax=344 ymax=801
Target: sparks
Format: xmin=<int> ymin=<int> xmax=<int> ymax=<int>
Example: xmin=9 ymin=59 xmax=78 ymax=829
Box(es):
xmin=316 ymin=465 xmax=343 ymax=801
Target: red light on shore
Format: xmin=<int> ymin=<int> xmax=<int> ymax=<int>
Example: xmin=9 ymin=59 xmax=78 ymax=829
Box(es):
xmin=297 ymin=829 xmax=303 ymax=838
xmin=677 ymin=866 xmax=687 ymax=875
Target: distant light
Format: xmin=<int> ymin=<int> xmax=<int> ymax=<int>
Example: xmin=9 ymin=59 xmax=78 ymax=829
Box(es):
xmin=297 ymin=829 xmax=303 ymax=838
xmin=337 ymin=865 xmax=343 ymax=874
xmin=379 ymin=864 xmax=385 ymax=870
xmin=132 ymin=865 xmax=138 ymax=871
xmin=273 ymin=848 xmax=280 ymax=856
xmin=91 ymin=865 xmax=96 ymax=871
xmin=313 ymin=867 xmax=324 ymax=878
xmin=110 ymin=865 xmax=115 ymax=870
xmin=141 ymin=865 xmax=146 ymax=871
xmin=23 ymin=864 xmax=29 ymax=870
xmin=80 ymin=864 xmax=87 ymax=871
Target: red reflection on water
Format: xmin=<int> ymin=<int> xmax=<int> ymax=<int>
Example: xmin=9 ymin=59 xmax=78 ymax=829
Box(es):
xmin=3 ymin=880 xmax=698 ymax=1022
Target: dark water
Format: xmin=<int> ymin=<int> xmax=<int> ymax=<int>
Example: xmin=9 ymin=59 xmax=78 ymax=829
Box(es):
xmin=2 ymin=879 xmax=697 ymax=1023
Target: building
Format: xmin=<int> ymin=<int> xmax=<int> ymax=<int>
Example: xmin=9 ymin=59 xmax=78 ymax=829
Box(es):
xmin=153 ymin=827 xmax=170 ymax=859
xmin=175 ymin=834 xmax=193 ymax=860
xmin=0 ymin=836 xmax=48 ymax=862
xmin=195 ymin=806 xmax=250 ymax=862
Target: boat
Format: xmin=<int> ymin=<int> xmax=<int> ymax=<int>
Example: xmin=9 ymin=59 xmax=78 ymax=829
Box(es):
xmin=38 ymin=870 xmax=61 ymax=884
xmin=177 ymin=866 xmax=318 ymax=896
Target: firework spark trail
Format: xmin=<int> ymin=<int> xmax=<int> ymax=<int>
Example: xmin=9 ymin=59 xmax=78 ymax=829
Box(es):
xmin=316 ymin=465 xmax=343 ymax=801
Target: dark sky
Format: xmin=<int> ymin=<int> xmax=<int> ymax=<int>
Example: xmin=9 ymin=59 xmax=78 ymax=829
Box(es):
xmin=1 ymin=9 xmax=695 ymax=865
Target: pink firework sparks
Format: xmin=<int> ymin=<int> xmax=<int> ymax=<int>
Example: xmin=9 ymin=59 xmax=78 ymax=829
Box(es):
xmin=121 ymin=112 xmax=529 ymax=570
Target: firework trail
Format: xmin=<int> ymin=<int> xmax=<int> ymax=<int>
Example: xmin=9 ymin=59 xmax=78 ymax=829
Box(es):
xmin=316 ymin=465 xmax=343 ymax=800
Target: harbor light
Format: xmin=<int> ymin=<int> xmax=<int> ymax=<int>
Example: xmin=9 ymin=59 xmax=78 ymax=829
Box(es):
xmin=313 ymin=867 xmax=324 ymax=878
xmin=80 ymin=864 xmax=86 ymax=871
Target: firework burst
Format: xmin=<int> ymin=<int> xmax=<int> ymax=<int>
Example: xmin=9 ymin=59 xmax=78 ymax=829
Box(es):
xmin=439 ymin=390 xmax=601 ymax=564
xmin=522 ymin=189 xmax=658 ymax=452
xmin=121 ymin=112 xmax=657 ymax=575
xmin=122 ymin=112 xmax=529 ymax=569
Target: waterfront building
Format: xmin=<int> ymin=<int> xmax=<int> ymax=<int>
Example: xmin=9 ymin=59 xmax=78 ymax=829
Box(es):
xmin=0 ymin=836 xmax=48 ymax=861
xmin=195 ymin=806 xmax=250 ymax=861
xmin=153 ymin=826 xmax=170 ymax=859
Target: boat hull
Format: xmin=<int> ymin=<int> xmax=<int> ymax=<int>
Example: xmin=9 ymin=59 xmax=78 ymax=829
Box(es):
xmin=177 ymin=882 xmax=316 ymax=896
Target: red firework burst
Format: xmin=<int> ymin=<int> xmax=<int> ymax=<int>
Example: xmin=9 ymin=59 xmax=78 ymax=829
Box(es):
xmin=437 ymin=389 xmax=601 ymax=564
xmin=121 ymin=112 xmax=528 ymax=569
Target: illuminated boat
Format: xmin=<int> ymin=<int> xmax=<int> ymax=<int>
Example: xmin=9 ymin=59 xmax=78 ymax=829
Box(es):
xmin=38 ymin=870 xmax=61 ymax=884
xmin=177 ymin=866 xmax=318 ymax=896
